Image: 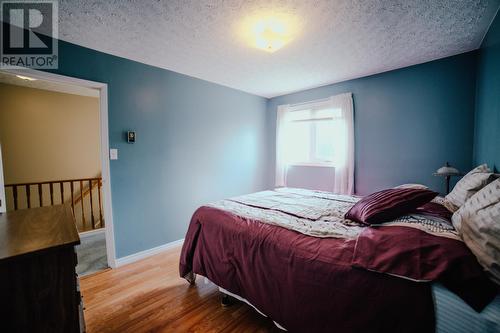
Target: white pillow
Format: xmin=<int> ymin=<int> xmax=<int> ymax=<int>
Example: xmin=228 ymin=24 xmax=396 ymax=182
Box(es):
xmin=431 ymin=196 xmax=446 ymax=205
xmin=452 ymin=178 xmax=500 ymax=284
xmin=444 ymin=164 xmax=496 ymax=212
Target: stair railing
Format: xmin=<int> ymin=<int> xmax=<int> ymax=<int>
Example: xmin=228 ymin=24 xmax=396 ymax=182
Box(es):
xmin=4 ymin=177 xmax=104 ymax=232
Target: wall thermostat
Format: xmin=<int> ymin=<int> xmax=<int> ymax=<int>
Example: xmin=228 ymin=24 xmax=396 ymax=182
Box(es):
xmin=127 ymin=131 xmax=136 ymax=143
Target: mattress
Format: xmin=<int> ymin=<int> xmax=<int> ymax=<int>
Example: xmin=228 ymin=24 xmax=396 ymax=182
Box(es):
xmin=434 ymin=283 xmax=500 ymax=333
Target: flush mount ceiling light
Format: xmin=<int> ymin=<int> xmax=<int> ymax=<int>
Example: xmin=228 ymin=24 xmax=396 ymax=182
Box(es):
xmin=16 ymin=75 xmax=37 ymax=81
xmin=239 ymin=14 xmax=300 ymax=53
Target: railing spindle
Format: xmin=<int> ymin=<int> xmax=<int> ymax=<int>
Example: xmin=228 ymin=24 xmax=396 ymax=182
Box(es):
xmin=26 ymin=185 xmax=31 ymax=208
xmin=97 ymin=179 xmax=103 ymax=227
xmin=13 ymin=186 xmax=18 ymax=210
xmin=49 ymin=183 xmax=54 ymax=205
xmin=4 ymin=177 xmax=103 ymax=232
xmin=38 ymin=184 xmax=43 ymax=207
xmin=89 ymin=180 xmax=95 ymax=229
xmin=70 ymin=182 xmax=75 ymax=215
xmin=80 ymin=180 xmax=85 ymax=228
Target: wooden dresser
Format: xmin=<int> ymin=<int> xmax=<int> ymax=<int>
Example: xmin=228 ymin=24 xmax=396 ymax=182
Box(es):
xmin=0 ymin=204 xmax=84 ymax=333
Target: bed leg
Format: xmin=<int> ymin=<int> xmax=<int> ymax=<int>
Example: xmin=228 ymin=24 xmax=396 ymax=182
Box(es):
xmin=220 ymin=293 xmax=236 ymax=307
xmin=184 ymin=272 xmax=196 ymax=285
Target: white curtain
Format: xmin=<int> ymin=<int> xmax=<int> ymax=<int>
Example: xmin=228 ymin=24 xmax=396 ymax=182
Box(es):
xmin=274 ymin=93 xmax=354 ymax=194
xmin=330 ymin=93 xmax=355 ymax=195
xmin=275 ymin=104 xmax=289 ymax=187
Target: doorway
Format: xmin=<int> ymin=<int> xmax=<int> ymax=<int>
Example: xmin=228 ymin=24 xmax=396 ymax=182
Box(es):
xmin=0 ymin=68 xmax=116 ymax=272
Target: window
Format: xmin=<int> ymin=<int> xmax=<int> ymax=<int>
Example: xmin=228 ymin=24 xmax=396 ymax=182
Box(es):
xmin=281 ymin=107 xmax=340 ymax=166
xmin=275 ymin=93 xmax=355 ymax=194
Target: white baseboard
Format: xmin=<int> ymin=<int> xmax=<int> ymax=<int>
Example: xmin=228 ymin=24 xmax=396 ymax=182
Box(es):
xmin=79 ymin=228 xmax=106 ymax=239
xmin=115 ymin=238 xmax=184 ymax=267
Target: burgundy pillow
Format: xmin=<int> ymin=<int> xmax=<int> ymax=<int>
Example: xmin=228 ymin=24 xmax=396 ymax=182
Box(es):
xmin=345 ymin=188 xmax=438 ymax=224
xmin=414 ymin=202 xmax=452 ymax=222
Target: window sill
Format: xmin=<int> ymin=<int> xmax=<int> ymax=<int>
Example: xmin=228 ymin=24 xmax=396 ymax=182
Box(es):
xmin=288 ymin=162 xmax=335 ymax=168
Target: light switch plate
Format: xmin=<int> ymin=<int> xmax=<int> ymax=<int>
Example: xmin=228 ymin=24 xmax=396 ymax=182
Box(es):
xmin=110 ymin=148 xmax=118 ymax=160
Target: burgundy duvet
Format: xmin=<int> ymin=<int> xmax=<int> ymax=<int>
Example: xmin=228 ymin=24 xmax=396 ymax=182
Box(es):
xmin=180 ymin=205 xmax=496 ymax=332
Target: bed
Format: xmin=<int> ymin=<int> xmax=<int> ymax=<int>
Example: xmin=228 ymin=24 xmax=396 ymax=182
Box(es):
xmin=179 ymin=188 xmax=499 ymax=332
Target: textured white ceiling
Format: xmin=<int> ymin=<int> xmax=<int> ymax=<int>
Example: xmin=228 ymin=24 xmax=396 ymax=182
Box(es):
xmin=0 ymin=71 xmax=99 ymax=97
xmin=58 ymin=0 xmax=500 ymax=98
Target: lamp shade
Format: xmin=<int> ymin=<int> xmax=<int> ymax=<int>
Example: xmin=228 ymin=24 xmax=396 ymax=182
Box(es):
xmin=436 ymin=162 xmax=460 ymax=175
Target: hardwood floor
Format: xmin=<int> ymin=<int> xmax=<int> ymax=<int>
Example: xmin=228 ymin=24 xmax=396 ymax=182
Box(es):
xmin=80 ymin=245 xmax=281 ymax=333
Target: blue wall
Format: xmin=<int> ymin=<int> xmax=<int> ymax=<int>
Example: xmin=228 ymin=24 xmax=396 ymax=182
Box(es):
xmin=267 ymin=52 xmax=478 ymax=195
xmin=474 ymin=12 xmax=500 ymax=172
xmin=3 ymin=20 xmax=493 ymax=258
xmin=42 ymin=40 xmax=269 ymax=258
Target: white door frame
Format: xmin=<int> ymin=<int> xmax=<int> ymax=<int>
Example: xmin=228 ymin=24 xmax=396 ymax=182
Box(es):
xmin=0 ymin=67 xmax=117 ymax=268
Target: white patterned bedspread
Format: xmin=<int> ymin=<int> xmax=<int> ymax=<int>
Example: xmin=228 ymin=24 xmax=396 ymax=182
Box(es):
xmin=207 ymin=188 xmax=459 ymax=240
xmin=208 ymin=187 xmax=363 ymax=239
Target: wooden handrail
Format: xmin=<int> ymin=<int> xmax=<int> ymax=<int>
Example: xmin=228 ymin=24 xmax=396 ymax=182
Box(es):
xmin=73 ymin=179 xmax=101 ymax=205
xmin=5 ymin=177 xmax=101 ymax=187
xmin=73 ymin=179 xmax=101 ymax=230
xmin=4 ymin=177 xmax=104 ymax=232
